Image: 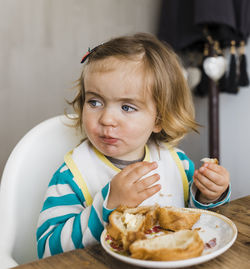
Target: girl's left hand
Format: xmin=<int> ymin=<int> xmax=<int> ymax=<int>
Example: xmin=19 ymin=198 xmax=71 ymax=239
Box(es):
xmin=193 ymin=162 xmax=230 ymax=203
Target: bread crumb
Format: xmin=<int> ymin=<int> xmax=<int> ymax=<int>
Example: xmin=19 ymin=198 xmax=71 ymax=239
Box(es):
xmin=159 ymin=193 xmax=172 ymax=197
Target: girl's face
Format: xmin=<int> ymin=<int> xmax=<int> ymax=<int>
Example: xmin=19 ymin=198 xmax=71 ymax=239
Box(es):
xmin=82 ymin=58 xmax=161 ymax=161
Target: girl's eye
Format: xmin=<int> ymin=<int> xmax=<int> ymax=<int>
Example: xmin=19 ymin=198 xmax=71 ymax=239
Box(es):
xmin=88 ymin=100 xmax=102 ymax=107
xmin=122 ymin=105 xmax=136 ymax=112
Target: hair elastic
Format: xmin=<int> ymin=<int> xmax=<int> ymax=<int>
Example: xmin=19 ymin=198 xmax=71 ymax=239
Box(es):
xmin=80 ymin=45 xmax=100 ymax=64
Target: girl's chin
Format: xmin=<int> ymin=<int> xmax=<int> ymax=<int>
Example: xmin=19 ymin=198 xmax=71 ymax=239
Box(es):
xmin=93 ymin=143 xmax=121 ymax=157
xmin=96 ymin=146 xmax=131 ymax=160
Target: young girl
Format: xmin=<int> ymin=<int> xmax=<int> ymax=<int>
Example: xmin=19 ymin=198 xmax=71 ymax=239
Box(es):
xmin=36 ymin=33 xmax=230 ymax=258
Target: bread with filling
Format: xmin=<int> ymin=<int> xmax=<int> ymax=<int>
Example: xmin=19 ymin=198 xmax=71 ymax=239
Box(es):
xmin=107 ymin=205 xmax=158 ymax=250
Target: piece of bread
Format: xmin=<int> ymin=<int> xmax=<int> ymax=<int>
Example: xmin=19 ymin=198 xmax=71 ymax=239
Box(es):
xmin=129 ymin=230 xmax=204 ymax=261
xmin=158 ymin=207 xmax=201 ymax=231
xmin=107 ymin=205 xmax=158 ymax=250
xmin=200 ymin=157 xmax=219 ymax=164
xmin=107 ymin=211 xmax=143 ymax=238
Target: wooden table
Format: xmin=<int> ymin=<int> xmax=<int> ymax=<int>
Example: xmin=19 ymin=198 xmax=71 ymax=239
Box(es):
xmin=15 ymin=196 xmax=250 ymax=269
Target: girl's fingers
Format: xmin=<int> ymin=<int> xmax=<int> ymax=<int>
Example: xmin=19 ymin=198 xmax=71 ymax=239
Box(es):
xmin=195 ymin=171 xmax=221 ymax=191
xmin=138 ymin=184 xmax=161 ymax=201
xmin=119 ymin=161 xmax=145 ymax=176
xmin=134 ymin=173 xmax=160 ymax=192
xmin=193 ymin=176 xmax=219 ymax=199
xmin=194 ymin=175 xmax=216 ymax=193
xmin=201 ymin=164 xmax=230 ymax=184
xmin=198 ymin=166 xmax=225 ymax=186
xmin=125 ymin=161 xmax=158 ymax=183
xmin=202 ymin=162 xmax=220 ymax=171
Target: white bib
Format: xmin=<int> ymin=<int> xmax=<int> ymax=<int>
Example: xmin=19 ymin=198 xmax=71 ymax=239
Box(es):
xmin=64 ymin=140 xmax=188 ymax=208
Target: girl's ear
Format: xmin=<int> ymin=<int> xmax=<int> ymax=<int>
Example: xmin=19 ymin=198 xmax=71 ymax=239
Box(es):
xmin=153 ymin=124 xmax=162 ymax=134
xmin=153 ymin=116 xmax=162 ymax=133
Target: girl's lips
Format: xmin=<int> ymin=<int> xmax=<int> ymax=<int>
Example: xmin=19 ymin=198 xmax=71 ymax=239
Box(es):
xmin=101 ymin=136 xmax=118 ymax=144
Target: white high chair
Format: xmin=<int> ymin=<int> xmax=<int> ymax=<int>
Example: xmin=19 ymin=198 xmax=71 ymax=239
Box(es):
xmin=0 ymin=115 xmax=83 ymax=268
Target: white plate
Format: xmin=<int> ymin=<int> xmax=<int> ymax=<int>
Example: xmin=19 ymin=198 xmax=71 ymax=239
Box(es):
xmin=100 ymin=208 xmax=237 ymax=268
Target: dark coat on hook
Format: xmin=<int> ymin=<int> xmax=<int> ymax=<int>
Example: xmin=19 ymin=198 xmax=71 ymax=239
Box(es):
xmin=158 ymin=0 xmax=250 ymax=51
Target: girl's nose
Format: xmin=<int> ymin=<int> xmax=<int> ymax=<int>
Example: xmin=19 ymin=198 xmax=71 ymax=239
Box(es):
xmin=99 ymin=108 xmax=118 ymax=126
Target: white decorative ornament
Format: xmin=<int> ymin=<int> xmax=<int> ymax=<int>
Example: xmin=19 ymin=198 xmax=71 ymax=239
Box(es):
xmin=182 ymin=68 xmax=188 ymax=80
xmin=203 ymin=56 xmax=227 ymax=81
xmin=186 ymin=67 xmax=202 ymax=90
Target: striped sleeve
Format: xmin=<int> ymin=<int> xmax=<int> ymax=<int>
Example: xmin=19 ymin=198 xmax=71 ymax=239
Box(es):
xmin=36 ymin=163 xmax=113 ymax=259
xmin=189 ymin=182 xmax=231 ymax=209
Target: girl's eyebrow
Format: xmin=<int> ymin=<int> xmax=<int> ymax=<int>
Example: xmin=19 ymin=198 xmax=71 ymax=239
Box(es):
xmin=118 ymin=97 xmax=145 ymax=105
xmin=85 ymin=91 xmax=103 ymax=99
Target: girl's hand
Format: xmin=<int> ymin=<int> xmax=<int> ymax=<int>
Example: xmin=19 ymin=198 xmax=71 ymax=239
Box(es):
xmin=193 ymin=162 xmax=230 ymax=203
xmin=107 ymin=161 xmax=161 ymax=209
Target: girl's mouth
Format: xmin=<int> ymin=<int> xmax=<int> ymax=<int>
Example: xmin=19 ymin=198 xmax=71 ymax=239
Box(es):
xmin=101 ymin=136 xmax=118 ymax=144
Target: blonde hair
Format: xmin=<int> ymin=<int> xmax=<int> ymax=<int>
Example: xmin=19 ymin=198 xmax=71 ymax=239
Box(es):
xmin=67 ymin=33 xmax=199 ymax=146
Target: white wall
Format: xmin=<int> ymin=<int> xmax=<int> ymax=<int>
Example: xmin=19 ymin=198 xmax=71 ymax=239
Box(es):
xmin=1 ymin=0 xmax=249 ymax=200
xmin=0 ymin=0 xmax=161 ymax=175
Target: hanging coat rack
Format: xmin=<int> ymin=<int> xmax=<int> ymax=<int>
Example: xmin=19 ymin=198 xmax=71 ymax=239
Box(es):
xmin=208 ymin=45 xmax=220 ymax=160
xmin=205 ymin=34 xmax=221 ymax=160
xmin=202 ymin=30 xmax=229 ymax=161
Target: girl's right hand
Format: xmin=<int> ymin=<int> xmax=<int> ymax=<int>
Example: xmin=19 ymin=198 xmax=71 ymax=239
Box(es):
xmin=107 ymin=161 xmax=161 ymax=209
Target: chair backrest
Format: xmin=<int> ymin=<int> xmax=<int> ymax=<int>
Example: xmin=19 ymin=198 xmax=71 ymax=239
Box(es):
xmin=0 ymin=115 xmax=83 ymax=267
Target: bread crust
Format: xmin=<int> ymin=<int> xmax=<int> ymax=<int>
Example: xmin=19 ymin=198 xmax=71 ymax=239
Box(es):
xmin=106 ymin=211 xmax=124 ymax=241
xmin=158 ymin=207 xmax=201 ymax=231
xmin=129 ymin=230 xmax=204 ymax=261
xmin=116 ymin=205 xmax=159 ymax=214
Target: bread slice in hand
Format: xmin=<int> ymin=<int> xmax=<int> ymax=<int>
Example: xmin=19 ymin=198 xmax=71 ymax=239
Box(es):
xmin=200 ymin=157 xmax=218 ymax=164
xmin=158 ymin=207 xmax=201 ymax=231
xmin=129 ymin=229 xmax=204 ymax=261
